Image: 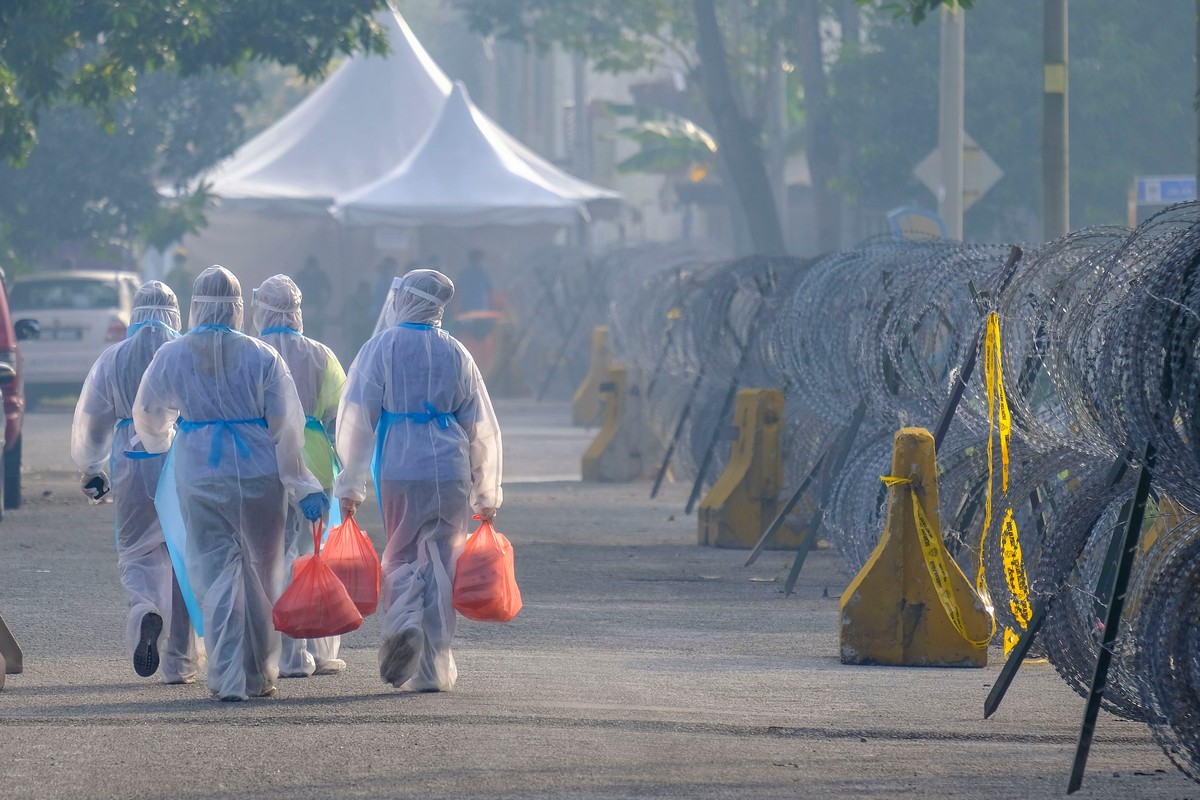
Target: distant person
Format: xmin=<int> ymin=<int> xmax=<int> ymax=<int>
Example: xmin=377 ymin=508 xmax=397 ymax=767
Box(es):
xmin=371 ymin=256 xmax=400 ymax=312
xmin=342 ymin=280 xmax=376 ymax=359
xmin=293 ymin=255 xmax=332 ymax=340
xmin=134 ymin=266 xmax=327 ymax=701
xmin=456 ymin=249 xmax=494 ymax=314
xmin=71 ymin=281 xmax=200 ymax=684
xmin=164 ymin=249 xmax=193 ymax=320
xmin=335 ymin=269 xmax=502 ymax=693
xmin=253 ymin=275 xmax=347 ymax=679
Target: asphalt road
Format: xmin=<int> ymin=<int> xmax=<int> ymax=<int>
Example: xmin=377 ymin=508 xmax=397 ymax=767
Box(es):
xmin=0 ymin=400 xmax=1194 ymax=799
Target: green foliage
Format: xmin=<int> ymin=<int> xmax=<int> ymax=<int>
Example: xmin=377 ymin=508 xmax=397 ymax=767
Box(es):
xmin=614 ymin=115 xmax=718 ymax=175
xmin=454 ymin=0 xmax=683 ymax=73
xmin=875 ymin=0 xmax=975 ymax=25
xmin=0 ymin=66 xmax=255 ymax=267
xmin=0 ymin=0 xmax=390 ymax=164
xmin=831 ymin=0 xmax=1196 ymax=238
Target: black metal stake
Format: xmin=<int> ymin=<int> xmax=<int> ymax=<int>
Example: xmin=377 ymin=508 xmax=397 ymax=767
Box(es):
xmin=746 ymin=400 xmax=866 ymax=568
xmin=1067 ymin=441 xmax=1156 ymax=795
xmin=983 ymin=599 xmax=1050 ymax=719
xmin=650 ymin=367 xmax=706 ymax=499
xmin=981 ymin=452 xmax=1130 ymax=720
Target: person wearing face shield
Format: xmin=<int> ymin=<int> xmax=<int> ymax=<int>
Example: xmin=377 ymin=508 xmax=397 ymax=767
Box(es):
xmin=72 ymin=281 xmax=201 ymax=683
xmin=134 ymin=266 xmax=327 ymax=702
xmin=253 ymin=274 xmax=347 ymax=678
xmin=335 ymin=269 xmax=502 ymax=692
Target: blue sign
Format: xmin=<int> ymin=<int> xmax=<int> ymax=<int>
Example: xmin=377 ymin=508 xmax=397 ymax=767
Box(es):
xmin=1136 ymin=175 xmax=1196 ymax=205
xmin=887 ymin=206 xmax=947 ymax=241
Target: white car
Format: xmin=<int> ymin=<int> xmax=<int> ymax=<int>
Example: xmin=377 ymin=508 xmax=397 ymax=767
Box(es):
xmin=9 ymin=270 xmax=142 ymax=408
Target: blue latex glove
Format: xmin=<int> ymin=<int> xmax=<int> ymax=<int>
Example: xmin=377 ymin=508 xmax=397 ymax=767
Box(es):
xmin=299 ymin=492 xmax=330 ymax=522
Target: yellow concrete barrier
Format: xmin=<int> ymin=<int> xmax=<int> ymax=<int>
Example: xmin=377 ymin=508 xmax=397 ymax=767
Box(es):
xmin=698 ymin=388 xmax=807 ymax=549
xmin=572 ymin=326 xmax=611 ymax=425
xmin=581 ymin=366 xmax=656 ymax=482
xmin=840 ymin=427 xmax=992 ymax=667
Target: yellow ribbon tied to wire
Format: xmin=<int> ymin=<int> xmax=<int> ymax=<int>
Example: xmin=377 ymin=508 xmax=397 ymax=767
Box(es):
xmin=980 ymin=311 xmax=1033 ymax=653
xmin=880 ymin=475 xmax=992 ymax=649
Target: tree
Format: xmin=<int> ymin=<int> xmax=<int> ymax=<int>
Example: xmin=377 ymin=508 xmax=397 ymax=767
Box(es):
xmin=0 ymin=66 xmax=256 ymax=267
xmin=0 ymin=1 xmax=391 ymax=268
xmin=0 ymin=0 xmax=390 ymax=165
xmin=454 ymin=0 xmax=788 ymax=255
xmin=830 ymin=2 xmax=1195 ymax=237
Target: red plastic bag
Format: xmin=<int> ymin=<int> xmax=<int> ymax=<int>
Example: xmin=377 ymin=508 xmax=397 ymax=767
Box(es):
xmin=322 ymin=516 xmax=381 ymax=616
xmin=453 ymin=518 xmax=522 ymax=622
xmin=273 ymin=522 xmax=364 ymax=638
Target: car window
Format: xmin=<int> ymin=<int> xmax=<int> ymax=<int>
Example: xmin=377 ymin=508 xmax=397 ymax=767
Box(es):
xmin=9 ymin=279 xmax=120 ymax=311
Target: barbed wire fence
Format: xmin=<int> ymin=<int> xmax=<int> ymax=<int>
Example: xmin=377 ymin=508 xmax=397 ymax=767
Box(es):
xmin=503 ymin=203 xmax=1200 ymax=781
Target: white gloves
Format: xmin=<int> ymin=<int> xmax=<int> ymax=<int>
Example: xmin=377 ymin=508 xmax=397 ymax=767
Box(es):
xmin=81 ymin=472 xmax=111 ymax=501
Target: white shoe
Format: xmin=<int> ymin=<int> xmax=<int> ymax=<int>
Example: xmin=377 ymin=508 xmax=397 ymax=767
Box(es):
xmin=314 ymin=659 xmax=346 ymax=675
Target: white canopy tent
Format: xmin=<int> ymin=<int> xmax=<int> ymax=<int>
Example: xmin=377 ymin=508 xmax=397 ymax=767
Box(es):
xmin=334 ymin=82 xmax=619 ymax=227
xmin=199 ymin=9 xmax=449 ymax=211
xmin=177 ymin=4 xmax=619 ymax=359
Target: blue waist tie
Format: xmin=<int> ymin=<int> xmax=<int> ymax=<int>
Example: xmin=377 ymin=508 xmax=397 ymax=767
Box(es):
xmin=262 ymin=326 xmax=300 ymax=336
xmin=372 ymin=403 xmax=457 ymax=501
xmin=380 ymin=402 xmax=456 ymax=430
xmin=115 ymin=417 xmax=165 ymax=461
xmin=178 ymin=417 xmax=268 ymax=468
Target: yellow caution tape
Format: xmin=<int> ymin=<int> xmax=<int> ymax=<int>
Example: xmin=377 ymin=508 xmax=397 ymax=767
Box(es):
xmin=1000 ymin=509 xmax=1033 ymax=655
xmin=881 ymin=476 xmax=993 ymax=648
xmin=978 ymin=312 xmax=1012 ymax=606
xmin=980 ymin=312 xmax=1033 ymax=654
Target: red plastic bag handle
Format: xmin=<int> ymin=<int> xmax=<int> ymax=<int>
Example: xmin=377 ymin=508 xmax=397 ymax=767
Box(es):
xmin=312 ymin=520 xmax=324 ymax=558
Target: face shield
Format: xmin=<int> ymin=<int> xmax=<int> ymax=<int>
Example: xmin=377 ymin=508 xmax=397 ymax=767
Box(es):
xmin=253 ymin=274 xmax=303 ymax=335
xmin=128 ymin=280 xmax=181 ymax=335
xmin=189 ymin=265 xmax=244 ymax=331
xmin=375 ymin=269 xmax=456 ymax=332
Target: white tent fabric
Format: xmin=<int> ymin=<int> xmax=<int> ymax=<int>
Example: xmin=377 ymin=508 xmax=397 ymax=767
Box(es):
xmin=333 ymin=83 xmax=618 ymax=228
xmin=200 ymin=8 xmax=450 ymax=211
xmin=199 ymin=5 xmax=619 ymax=220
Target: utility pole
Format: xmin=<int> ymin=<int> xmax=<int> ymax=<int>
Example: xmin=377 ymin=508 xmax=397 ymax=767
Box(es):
xmin=1043 ymin=0 xmax=1069 ymax=239
xmin=938 ymin=3 xmax=965 ymax=240
xmin=766 ymin=38 xmax=789 ymax=248
xmin=572 ymin=54 xmax=591 ymax=179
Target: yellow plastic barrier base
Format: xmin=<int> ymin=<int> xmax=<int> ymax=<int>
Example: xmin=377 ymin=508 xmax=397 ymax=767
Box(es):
xmin=581 ymin=366 xmax=656 ymax=482
xmin=699 ymin=388 xmax=805 ymax=549
xmin=572 ymin=326 xmax=611 ymax=425
xmin=840 ymin=428 xmax=991 ymax=667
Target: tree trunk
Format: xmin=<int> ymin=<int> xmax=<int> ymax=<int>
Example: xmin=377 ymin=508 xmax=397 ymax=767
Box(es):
xmin=795 ymin=0 xmax=842 ymax=253
xmin=692 ymin=0 xmax=787 ymax=256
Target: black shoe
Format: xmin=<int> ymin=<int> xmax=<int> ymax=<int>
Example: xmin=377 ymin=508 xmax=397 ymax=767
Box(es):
xmin=133 ymin=612 xmax=163 ymax=678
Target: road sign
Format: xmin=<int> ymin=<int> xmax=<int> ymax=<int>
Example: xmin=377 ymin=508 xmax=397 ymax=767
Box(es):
xmin=914 ymin=132 xmax=1004 ymax=212
xmin=887 ymin=207 xmax=947 ymax=240
xmin=1136 ymin=175 xmax=1196 ymax=205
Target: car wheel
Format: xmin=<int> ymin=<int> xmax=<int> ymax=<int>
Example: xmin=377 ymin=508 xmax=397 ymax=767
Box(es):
xmin=4 ymin=436 xmax=21 ymax=509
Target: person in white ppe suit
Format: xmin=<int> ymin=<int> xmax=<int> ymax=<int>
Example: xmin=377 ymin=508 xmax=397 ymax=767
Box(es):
xmin=335 ymin=269 xmax=502 ymax=692
xmin=253 ymin=274 xmax=347 ymax=678
xmin=71 ymin=281 xmax=201 ymax=683
xmin=134 ymin=266 xmax=328 ymax=702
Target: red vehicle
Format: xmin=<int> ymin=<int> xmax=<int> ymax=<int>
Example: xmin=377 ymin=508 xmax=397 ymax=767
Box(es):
xmin=0 ymin=272 xmax=37 ymax=519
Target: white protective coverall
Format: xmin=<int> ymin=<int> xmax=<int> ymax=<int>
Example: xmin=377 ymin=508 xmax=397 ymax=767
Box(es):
xmin=134 ymin=266 xmax=322 ymax=701
xmin=253 ymin=274 xmax=347 ymax=677
xmin=71 ymin=281 xmax=200 ymax=683
xmin=335 ymin=269 xmax=502 ymax=692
